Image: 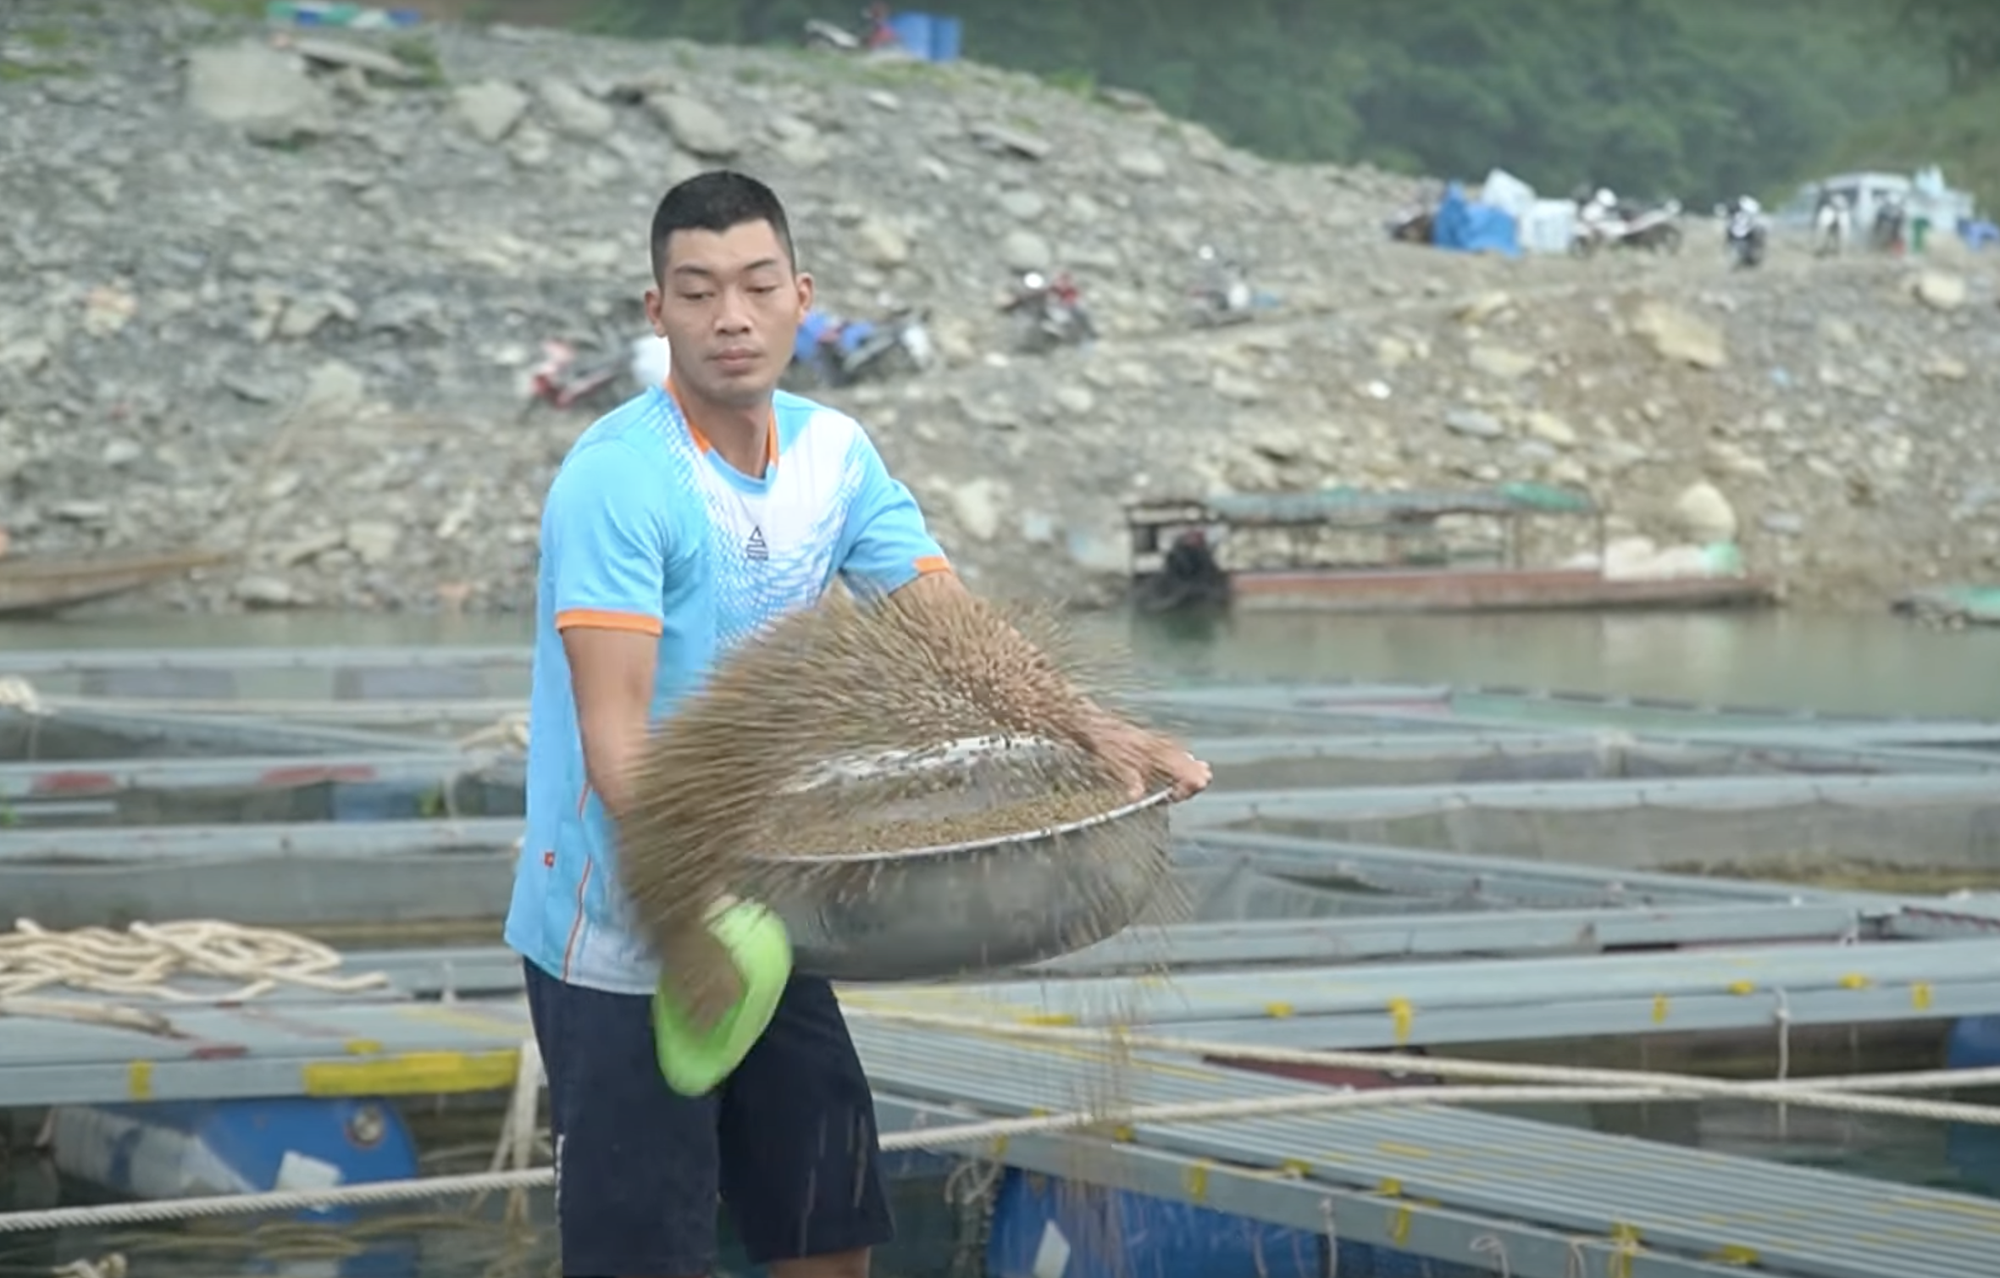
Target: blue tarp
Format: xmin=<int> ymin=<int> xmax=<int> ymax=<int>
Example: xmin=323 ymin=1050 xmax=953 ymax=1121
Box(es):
xmin=794 ymin=310 xmax=835 ymax=363
xmin=794 ymin=309 xmax=875 ymax=363
xmin=1431 ymin=181 xmax=1522 ymax=257
xmin=884 ymin=12 xmax=963 ymax=62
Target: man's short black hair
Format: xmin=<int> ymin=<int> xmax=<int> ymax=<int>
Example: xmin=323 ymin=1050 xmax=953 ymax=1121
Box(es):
xmin=648 ymin=170 xmax=797 ymax=283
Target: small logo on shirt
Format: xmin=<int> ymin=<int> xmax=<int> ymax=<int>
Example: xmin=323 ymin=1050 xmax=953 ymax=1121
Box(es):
xmin=745 ymin=525 xmax=769 ymax=561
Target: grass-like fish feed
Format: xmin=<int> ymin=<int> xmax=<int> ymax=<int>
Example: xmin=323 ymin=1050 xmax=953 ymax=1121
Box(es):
xmin=616 ymin=585 xmax=1177 ymax=996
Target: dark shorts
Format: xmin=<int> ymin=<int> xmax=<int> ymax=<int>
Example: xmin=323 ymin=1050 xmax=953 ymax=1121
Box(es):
xmin=523 ymin=958 xmax=894 ymax=1276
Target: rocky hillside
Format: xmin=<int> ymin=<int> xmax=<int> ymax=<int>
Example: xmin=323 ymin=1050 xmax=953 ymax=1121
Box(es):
xmin=1 ymin=3 xmax=1996 ymax=613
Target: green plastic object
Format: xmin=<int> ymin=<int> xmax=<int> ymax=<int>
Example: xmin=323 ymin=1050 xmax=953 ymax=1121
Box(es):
xmin=650 ymin=898 xmax=794 ymax=1097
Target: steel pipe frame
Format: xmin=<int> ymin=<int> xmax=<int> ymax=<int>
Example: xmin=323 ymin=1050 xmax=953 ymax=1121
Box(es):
xmin=869 ymin=1094 xmax=1751 ymax=1278
xmin=0 ymin=751 xmax=500 ymax=801
xmin=329 ymin=897 xmax=1880 ymax=1002
xmin=850 ymin=1025 xmax=2000 ymax=1278
xmin=0 ymin=996 xmax=1985 ymax=1278
xmin=0 ymin=816 xmax=522 ymax=863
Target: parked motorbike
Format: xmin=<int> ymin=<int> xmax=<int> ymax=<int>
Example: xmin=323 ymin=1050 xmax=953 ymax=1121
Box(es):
xmin=802 ymin=18 xmax=862 ymax=50
xmin=1813 ymin=192 xmax=1852 ymax=257
xmin=1385 ymin=208 xmax=1435 ymax=244
xmin=1722 ymin=199 xmax=1766 ymax=270
xmin=786 ymin=306 xmax=933 ymax=390
xmin=520 ymin=334 xmax=666 ymax=421
xmin=1188 ymin=244 xmax=1258 ymax=328
xmin=1001 ymin=270 xmax=1095 ymax=353
xmin=802 ymin=4 xmax=903 ymax=53
xmin=1571 ymin=191 xmax=1684 ymax=257
xmin=1871 ymin=196 xmax=1907 ymax=253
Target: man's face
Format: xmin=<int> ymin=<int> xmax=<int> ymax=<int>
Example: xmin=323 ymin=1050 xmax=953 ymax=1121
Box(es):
xmin=645 ymin=219 xmax=812 ymax=408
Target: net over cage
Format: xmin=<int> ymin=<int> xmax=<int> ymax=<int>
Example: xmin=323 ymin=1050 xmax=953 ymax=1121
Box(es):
xmin=1220 ymin=772 xmax=2000 ymax=887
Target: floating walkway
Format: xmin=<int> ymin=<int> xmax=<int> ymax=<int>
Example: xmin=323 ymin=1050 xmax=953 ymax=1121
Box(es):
xmin=845 ymin=934 xmax=2000 ymax=1049
xmin=13 ymin=921 xmax=2000 ymax=1094
xmin=1 ymin=989 xmax=1995 ymax=1278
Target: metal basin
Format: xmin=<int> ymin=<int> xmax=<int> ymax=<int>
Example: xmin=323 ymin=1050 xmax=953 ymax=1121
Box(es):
xmin=747 ymin=737 xmax=1175 ymax=983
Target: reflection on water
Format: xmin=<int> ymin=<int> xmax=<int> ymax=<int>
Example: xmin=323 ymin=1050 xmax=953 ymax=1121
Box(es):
xmin=2 ymin=604 xmax=1999 ymax=1274
xmin=4 ymin=605 xmax=1999 ymax=717
xmin=1119 ymin=608 xmax=2000 ymax=717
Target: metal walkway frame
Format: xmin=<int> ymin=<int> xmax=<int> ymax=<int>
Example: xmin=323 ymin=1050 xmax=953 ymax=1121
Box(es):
xmin=846 ymin=933 xmax=2000 ymax=1050
xmin=2 ymin=998 xmax=1994 ymax=1278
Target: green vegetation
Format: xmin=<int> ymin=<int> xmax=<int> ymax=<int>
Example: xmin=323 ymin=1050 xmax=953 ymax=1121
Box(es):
xmin=26 ymin=0 xmax=2000 ymax=212
xmin=386 ymin=32 xmax=447 ymax=85
xmin=1851 ymin=0 xmax=2000 ymax=208
xmin=0 ymin=22 xmax=80 ymax=81
xmin=567 ymin=0 xmax=1954 ymax=204
xmin=185 ymin=0 xmax=268 ymax=17
xmin=1835 ymin=83 xmax=2000 ymax=211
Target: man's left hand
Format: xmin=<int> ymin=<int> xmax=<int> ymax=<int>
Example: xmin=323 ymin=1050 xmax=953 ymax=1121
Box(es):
xmin=1082 ymin=716 xmax=1212 ymax=802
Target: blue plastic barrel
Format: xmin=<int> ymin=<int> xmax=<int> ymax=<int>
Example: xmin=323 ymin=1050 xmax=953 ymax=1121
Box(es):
xmin=330 ymin=779 xmax=424 ymax=822
xmin=884 ymin=12 xmax=934 ymax=59
xmin=1945 ymin=1016 xmax=2000 ymax=1193
xmin=48 ymin=1098 xmax=420 ymax=1224
xmin=929 ymin=16 xmax=963 ymax=62
xmin=985 ymin=1169 xmax=1322 ymax=1278
xmin=984 ymin=1167 xmax=1495 ymax=1278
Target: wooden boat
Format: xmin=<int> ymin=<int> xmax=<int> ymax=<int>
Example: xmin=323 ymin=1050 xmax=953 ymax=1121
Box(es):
xmin=1224 ymin=564 xmax=1776 ymax=612
xmin=1892 ymin=583 xmax=2000 ymax=626
xmin=1124 ymin=485 xmax=1779 ymax=615
xmin=0 ymin=548 xmax=233 ymax=618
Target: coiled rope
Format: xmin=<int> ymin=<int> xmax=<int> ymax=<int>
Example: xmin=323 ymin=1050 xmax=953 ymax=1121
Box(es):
xmin=0 ymin=919 xmax=389 ymax=1031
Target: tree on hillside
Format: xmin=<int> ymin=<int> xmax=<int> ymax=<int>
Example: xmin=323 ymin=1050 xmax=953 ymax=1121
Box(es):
xmin=575 ymin=0 xmax=1934 ymax=203
xmin=1899 ymin=0 xmax=2000 ymax=91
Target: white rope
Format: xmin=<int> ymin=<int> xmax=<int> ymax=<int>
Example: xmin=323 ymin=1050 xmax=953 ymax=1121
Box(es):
xmin=0 ymin=1079 xmax=1908 ymax=1236
xmin=0 ymin=677 xmax=49 ymax=715
xmin=457 ymin=712 xmax=528 ymax=751
xmin=1469 ymin=1234 xmax=1511 ymax=1277
xmin=0 ymin=920 xmax=389 ymax=1028
xmin=840 ymin=1005 xmax=2000 ymax=1126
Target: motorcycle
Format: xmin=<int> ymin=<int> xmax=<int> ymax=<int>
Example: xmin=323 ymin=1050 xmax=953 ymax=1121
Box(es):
xmin=1722 ymin=202 xmax=1766 ymax=270
xmin=1385 ymin=208 xmax=1435 ymax=244
xmin=1871 ymin=197 xmax=1907 ymax=253
xmin=786 ymin=306 xmax=933 ymax=390
xmin=1188 ymin=245 xmax=1259 ymax=328
xmin=802 ymin=18 xmax=862 ymax=50
xmin=1001 ymin=270 xmax=1096 ymax=353
xmin=802 ymin=4 xmax=904 ymax=54
xmin=1571 ymin=196 xmax=1684 ymax=257
xmin=1813 ymin=194 xmax=1852 ymax=258
xmin=520 ymin=334 xmax=666 ymax=421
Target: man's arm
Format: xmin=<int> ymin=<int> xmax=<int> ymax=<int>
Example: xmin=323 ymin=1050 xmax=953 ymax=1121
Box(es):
xmin=546 ymin=440 xmax=671 ymax=819
xmin=563 ymin=629 xmax=655 ymax=818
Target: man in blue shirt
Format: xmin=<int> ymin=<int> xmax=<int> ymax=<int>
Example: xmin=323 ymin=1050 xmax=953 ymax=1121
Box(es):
xmin=505 ymin=169 xmax=1210 ymax=1278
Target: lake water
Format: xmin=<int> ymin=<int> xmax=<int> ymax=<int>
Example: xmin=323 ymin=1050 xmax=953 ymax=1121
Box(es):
xmin=2 ymin=604 xmax=1998 ymax=716
xmin=2 ymin=605 xmax=1998 ymax=1276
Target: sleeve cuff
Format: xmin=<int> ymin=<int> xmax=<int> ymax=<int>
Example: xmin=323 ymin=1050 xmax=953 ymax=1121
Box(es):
xmin=554 ymin=608 xmax=665 ymax=636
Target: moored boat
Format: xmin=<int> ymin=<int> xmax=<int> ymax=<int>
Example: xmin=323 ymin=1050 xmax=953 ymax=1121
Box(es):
xmin=0 ymin=548 xmax=233 ymax=618
xmin=1125 ymin=485 xmax=1778 ymax=615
